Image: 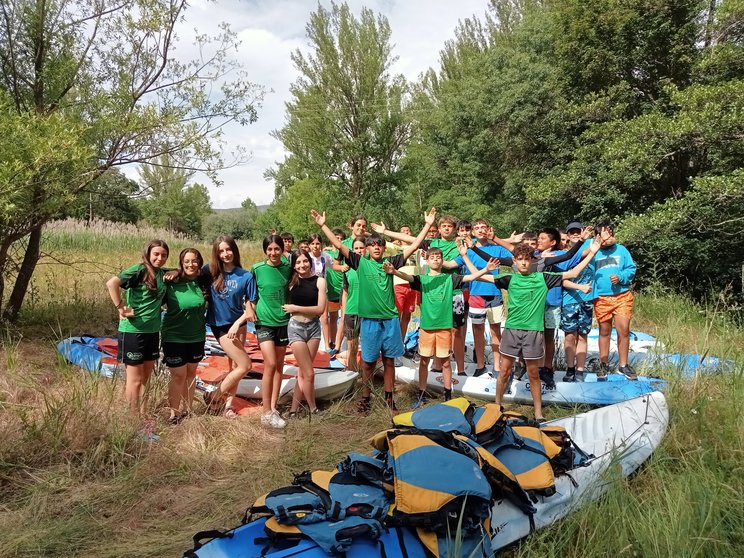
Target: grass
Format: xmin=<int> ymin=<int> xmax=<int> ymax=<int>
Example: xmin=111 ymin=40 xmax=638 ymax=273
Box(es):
xmin=0 ymin=222 xmax=743 ymax=557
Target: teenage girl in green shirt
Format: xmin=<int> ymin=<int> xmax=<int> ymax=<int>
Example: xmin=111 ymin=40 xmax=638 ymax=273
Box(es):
xmin=106 ymin=239 xmax=169 ymax=415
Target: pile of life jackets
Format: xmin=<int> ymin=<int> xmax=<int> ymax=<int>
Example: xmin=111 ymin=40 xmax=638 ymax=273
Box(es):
xmin=247 ymin=398 xmax=591 ymax=557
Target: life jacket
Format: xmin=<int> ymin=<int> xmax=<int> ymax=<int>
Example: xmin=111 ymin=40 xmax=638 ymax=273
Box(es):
xmin=393 ymin=397 xmax=475 ymax=436
xmin=403 ymin=329 xmax=420 ymax=353
xmin=260 ymin=515 xmax=384 ymax=555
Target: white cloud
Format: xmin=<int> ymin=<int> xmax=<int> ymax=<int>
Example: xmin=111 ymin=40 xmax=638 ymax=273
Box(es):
xmin=167 ymin=0 xmax=487 ymax=208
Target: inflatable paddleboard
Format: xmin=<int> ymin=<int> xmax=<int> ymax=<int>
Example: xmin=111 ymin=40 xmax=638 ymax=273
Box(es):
xmin=395 ymin=359 xmax=663 ymax=406
xmin=182 ymin=392 xmax=668 ymax=557
xmin=57 ymin=336 xmax=122 ymax=378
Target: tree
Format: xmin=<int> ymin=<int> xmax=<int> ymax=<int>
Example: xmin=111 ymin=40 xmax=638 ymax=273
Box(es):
xmin=267 ymin=1 xmax=409 ymax=214
xmin=0 ymin=0 xmax=263 ymax=320
xmin=62 ymin=169 xmax=141 ymax=224
xmin=137 ymin=155 xmax=212 ymax=237
xmin=202 ymin=197 xmax=262 ymax=240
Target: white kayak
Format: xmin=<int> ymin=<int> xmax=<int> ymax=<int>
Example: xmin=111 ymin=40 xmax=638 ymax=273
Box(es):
xmin=235 ymin=366 xmax=358 ymax=402
xmin=395 ymin=360 xmax=663 ymax=406
xmin=491 ymin=391 xmax=669 ymax=550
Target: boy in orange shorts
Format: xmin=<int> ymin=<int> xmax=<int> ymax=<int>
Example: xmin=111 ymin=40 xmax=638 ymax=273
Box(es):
xmin=592 ymin=222 xmax=637 ymax=380
xmin=384 ymin=247 xmax=497 ymax=409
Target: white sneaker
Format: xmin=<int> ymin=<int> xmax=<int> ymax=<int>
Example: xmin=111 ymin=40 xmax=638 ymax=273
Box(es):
xmin=261 ymin=410 xmax=286 ymax=429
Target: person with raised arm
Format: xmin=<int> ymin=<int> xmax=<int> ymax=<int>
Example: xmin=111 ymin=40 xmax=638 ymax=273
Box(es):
xmin=311 ymin=208 xmax=437 ymax=415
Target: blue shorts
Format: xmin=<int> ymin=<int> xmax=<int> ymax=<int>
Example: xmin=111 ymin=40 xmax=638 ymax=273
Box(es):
xmin=360 ymin=317 xmax=405 ymax=363
xmin=560 ymin=302 xmax=593 ymax=335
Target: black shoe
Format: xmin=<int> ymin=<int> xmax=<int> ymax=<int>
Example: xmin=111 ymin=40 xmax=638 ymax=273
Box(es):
xmin=403 ymin=349 xmax=417 ymax=360
xmin=597 ymin=362 xmax=610 ymax=382
xmin=619 ymin=364 xmax=638 ymax=381
xmin=473 ymin=367 xmax=488 ymax=378
xmin=563 ymin=367 xmax=577 ymax=382
xmin=443 ymin=388 xmax=452 ymax=402
xmin=539 ymin=367 xmax=556 ymax=389
xmin=385 ymin=395 xmax=399 ymax=414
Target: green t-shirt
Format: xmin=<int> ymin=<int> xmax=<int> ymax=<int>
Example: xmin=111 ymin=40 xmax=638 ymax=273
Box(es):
xmin=411 ymin=274 xmax=465 ymax=330
xmin=422 ymin=238 xmax=462 ymax=295
xmin=161 ymin=280 xmax=207 ymax=343
xmin=117 ymin=264 xmax=166 ymax=333
xmin=325 ymin=249 xmax=344 ymax=302
xmin=494 ymin=272 xmax=563 ymax=331
xmin=345 ymin=252 xmax=406 ymax=319
xmin=343 ymin=268 xmax=360 ymax=315
xmin=251 ymin=260 xmax=291 ymax=326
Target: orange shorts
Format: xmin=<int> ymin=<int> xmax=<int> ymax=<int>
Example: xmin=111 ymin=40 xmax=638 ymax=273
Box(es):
xmin=594 ymin=290 xmax=634 ymax=323
xmin=418 ymin=328 xmax=453 ymax=359
xmin=327 ymin=300 xmax=341 ymax=313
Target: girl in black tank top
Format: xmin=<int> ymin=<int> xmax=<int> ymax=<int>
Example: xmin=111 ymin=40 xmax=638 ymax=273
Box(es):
xmin=282 ymin=250 xmax=327 ymax=417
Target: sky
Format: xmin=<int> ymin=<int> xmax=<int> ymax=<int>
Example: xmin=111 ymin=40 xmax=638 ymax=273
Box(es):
xmin=159 ymin=0 xmax=488 ymax=209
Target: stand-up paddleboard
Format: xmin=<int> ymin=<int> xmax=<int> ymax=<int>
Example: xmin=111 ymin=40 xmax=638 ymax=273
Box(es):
xmin=395 ymin=359 xmax=663 ymax=406
xmin=182 ymin=393 xmax=668 ymax=557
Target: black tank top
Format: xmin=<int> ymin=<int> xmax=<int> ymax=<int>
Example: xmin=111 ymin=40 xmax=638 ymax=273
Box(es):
xmin=289 ymin=275 xmax=319 ymax=307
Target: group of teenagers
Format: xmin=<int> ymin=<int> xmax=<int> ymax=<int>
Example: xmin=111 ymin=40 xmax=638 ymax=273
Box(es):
xmin=107 ymin=207 xmax=637 ymax=428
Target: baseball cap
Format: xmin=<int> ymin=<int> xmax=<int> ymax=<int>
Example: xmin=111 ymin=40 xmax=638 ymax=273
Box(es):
xmin=566 ymin=221 xmax=583 ymax=232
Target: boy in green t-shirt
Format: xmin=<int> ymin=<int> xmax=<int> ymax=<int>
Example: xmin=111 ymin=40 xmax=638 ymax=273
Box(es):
xmin=311 ymin=208 xmax=437 ymax=415
xmin=384 ymin=247 xmax=498 ymax=409
xmin=461 ymin=239 xmax=600 ymax=421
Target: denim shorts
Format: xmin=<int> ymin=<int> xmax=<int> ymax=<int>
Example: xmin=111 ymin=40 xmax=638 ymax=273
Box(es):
xmin=360 ymin=317 xmax=404 ymax=363
xmin=287 ymin=317 xmax=322 ymax=344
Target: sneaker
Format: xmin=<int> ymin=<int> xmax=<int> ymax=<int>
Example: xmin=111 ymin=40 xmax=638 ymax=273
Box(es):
xmin=539 ymin=367 xmax=556 ymax=389
xmin=443 ymin=388 xmax=452 ymax=402
xmin=512 ymin=363 xmax=526 ymax=380
xmin=261 ymin=410 xmax=287 ymax=429
xmin=354 ymin=397 xmax=372 ymax=416
xmin=597 ymin=362 xmax=610 ymax=382
xmin=619 ymin=364 xmax=638 ymax=381
xmin=563 ymin=367 xmax=577 ymax=382
xmin=575 ymin=370 xmax=585 ymax=382
xmin=411 ymin=391 xmax=429 ymax=410
xmin=473 ymin=367 xmax=488 ymax=378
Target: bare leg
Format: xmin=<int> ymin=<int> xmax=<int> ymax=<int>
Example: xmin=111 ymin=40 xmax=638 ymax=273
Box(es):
xmin=217 ymin=331 xmax=252 ymax=411
xmin=525 ymin=359 xmax=544 ymax=419
xmin=271 ymin=345 xmax=287 ymax=411
xmin=125 ymin=363 xmax=147 ymax=415
xmin=289 ymin=339 xmax=319 ymax=412
xmin=472 ymin=322 xmax=486 ymax=368
xmin=321 ymin=308 xmax=330 ymax=349
xmin=348 ymin=337 xmax=360 ymax=372
xmin=576 ymin=333 xmax=588 ymax=370
xmin=564 ymin=331 xmax=578 ymax=368
xmin=167 ymin=364 xmax=187 ymax=418
xmin=598 ymin=320 xmax=613 ymax=364
xmin=489 ymin=322 xmax=502 ymax=371
xmin=418 ymin=356 xmax=430 ymax=391
xmin=614 ymin=315 xmax=631 ymax=367
xmin=543 ymin=328 xmax=556 ymax=369
xmin=334 ymin=314 xmax=345 ymax=353
xmin=399 ymin=311 xmax=412 ymax=341
xmin=453 ymin=325 xmax=465 ymax=375
xmin=260 ymin=340 xmax=278 ymax=414
xmin=495 ymin=354 xmax=515 ymax=406
xmin=328 ymin=310 xmax=339 ymax=349
xmin=184 ymin=362 xmax=197 ymax=412
xmin=361 ymin=360 xmax=376 ymax=398
xmin=381 ymin=356 xmax=395 ymax=392
xmin=441 ymin=358 xmax=452 ymax=390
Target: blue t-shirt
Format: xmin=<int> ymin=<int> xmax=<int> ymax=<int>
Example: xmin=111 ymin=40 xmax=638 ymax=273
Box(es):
xmin=454 ymin=244 xmax=513 ymax=299
xmin=558 ymin=240 xmax=595 ymax=305
xmin=593 ymin=244 xmax=636 ymax=296
xmin=541 ymin=249 xmax=566 ymax=307
xmin=203 ymin=265 xmax=258 ymax=327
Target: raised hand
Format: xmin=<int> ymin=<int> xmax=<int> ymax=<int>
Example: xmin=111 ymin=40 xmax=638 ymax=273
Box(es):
xmin=382 ymin=261 xmax=395 ymax=275
xmin=371 ymin=222 xmax=386 ymax=234
xmin=508 ymin=231 xmax=524 ymax=244
xmin=424 ymin=207 xmax=437 ymax=226
xmin=310 ymin=209 xmax=326 ymax=227
xmin=486 ymin=258 xmax=500 ymax=271
xmin=463 ymin=236 xmax=474 ymax=248
xmin=457 ymin=238 xmax=469 ymax=256
xmin=581 ymin=226 xmax=593 ymax=240
xmin=589 ymin=238 xmax=602 ymax=253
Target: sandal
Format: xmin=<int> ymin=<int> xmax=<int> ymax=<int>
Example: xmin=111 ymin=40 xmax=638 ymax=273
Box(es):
xmin=287 ymin=411 xmax=299 ymax=419
xmin=224 ymin=407 xmax=239 ymax=420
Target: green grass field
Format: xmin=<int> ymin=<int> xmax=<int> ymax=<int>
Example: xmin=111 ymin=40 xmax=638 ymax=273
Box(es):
xmin=0 ymin=221 xmax=742 ymax=557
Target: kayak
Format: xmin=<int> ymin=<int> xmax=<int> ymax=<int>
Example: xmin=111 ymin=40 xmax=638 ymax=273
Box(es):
xmin=394 ymin=359 xmax=664 ymax=406
xmin=195 ymin=355 xmax=358 ymax=402
xmin=56 ymin=336 xmax=122 ymax=378
xmin=182 ymin=392 xmax=668 ymax=557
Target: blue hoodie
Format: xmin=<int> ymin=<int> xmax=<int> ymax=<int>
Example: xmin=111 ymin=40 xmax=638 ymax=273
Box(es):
xmin=593 ymin=244 xmax=636 ymax=296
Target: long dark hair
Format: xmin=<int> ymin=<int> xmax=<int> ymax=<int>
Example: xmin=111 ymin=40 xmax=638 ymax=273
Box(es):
xmin=210 ymin=235 xmax=241 ymax=293
xmin=288 ymin=249 xmax=312 ymax=290
xmin=262 ymin=234 xmax=284 ymax=255
xmin=141 ymin=239 xmax=169 ymax=292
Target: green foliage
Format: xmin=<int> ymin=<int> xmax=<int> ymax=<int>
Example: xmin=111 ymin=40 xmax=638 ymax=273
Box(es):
xmin=267 ymin=1 xmax=409 ymax=212
xmin=137 ymin=156 xmax=212 ymax=237
xmin=61 ymin=169 xmax=141 ymax=224
xmin=202 ymin=199 xmax=261 ymax=241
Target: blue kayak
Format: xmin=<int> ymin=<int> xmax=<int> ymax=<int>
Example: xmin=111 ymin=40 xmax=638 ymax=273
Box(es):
xmin=184 ymin=517 xmax=428 ymax=558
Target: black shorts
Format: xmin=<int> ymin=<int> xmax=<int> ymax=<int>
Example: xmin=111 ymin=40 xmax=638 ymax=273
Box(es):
xmin=210 ymin=323 xmax=247 ymax=340
xmin=344 ymin=314 xmax=361 ymax=340
xmin=162 ymin=341 xmax=205 ymax=367
xmin=118 ymin=332 xmax=159 ymax=365
xmin=255 ymin=324 xmax=289 ymax=347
